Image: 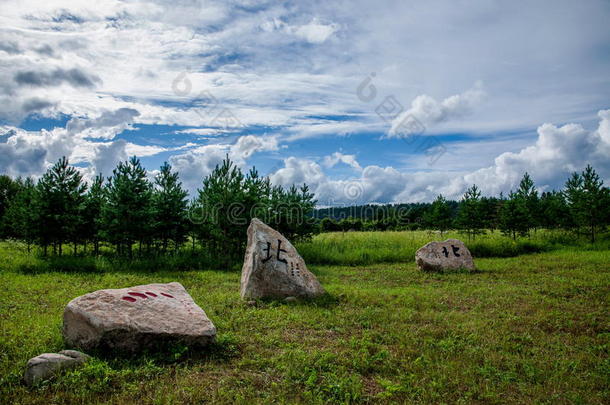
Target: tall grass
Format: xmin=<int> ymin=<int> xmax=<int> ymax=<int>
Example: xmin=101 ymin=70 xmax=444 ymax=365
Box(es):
xmin=1 ymin=229 xmax=607 ymax=272
xmin=296 ymin=229 xmax=606 ymax=266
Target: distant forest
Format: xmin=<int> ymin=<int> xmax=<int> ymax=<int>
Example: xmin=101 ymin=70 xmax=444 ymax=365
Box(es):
xmin=314 ymin=167 xmax=609 ymax=242
xmin=0 ymin=156 xmax=608 ymax=263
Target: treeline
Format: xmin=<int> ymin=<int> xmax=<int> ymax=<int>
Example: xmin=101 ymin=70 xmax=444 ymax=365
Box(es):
xmin=314 ymin=167 xmax=610 ymax=242
xmin=0 ymin=156 xmax=316 ymax=263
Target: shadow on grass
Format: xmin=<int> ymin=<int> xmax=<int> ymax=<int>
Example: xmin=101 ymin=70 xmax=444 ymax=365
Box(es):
xmin=255 ymin=292 xmax=341 ymax=309
xmin=80 ymin=332 xmax=241 ymax=368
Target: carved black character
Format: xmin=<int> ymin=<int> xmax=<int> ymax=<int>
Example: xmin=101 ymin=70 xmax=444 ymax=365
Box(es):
xmin=262 ymin=241 xmax=273 ymax=263
xmin=442 ymin=246 xmax=449 ymax=258
xmin=262 ymin=239 xmax=288 ymax=264
xmin=451 ymin=245 xmax=460 ymax=257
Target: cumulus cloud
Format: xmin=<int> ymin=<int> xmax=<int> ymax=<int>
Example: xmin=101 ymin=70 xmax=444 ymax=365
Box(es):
xmin=388 ymin=83 xmax=485 ymax=137
xmin=270 ymin=157 xmax=327 ymax=190
xmin=170 ymin=134 xmax=280 ymax=193
xmin=92 ymin=140 xmax=129 ymax=178
xmin=66 ymin=108 xmax=140 ymax=139
xmin=0 ymin=134 xmax=47 ymax=178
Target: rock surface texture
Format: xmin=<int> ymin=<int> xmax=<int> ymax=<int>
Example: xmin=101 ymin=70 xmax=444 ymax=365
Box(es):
xmin=240 ymin=218 xmax=325 ymax=300
xmin=63 ymin=282 xmax=216 ymax=352
xmin=24 ymin=350 xmax=89 ymax=386
xmin=415 ymin=239 xmax=475 ymax=272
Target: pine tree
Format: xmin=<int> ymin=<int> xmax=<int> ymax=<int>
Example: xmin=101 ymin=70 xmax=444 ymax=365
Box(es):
xmin=103 ymin=157 xmax=153 ymax=257
xmin=539 ymin=191 xmax=570 ymax=229
xmin=0 ymin=175 xmax=20 ymax=238
xmin=196 ymin=156 xmax=246 ymax=261
xmin=515 ymin=172 xmax=538 ymax=232
xmin=564 ymin=165 xmax=609 ymax=242
xmin=456 ymin=185 xmax=484 ymax=240
xmin=152 ymin=162 xmax=189 ymax=253
xmin=498 ymin=191 xmax=531 ymax=240
xmin=81 ymin=174 xmax=106 ymax=255
xmin=424 ymin=194 xmax=452 ymax=235
xmin=3 ymin=178 xmax=37 ymax=251
xmin=36 ymin=157 xmax=87 ymax=255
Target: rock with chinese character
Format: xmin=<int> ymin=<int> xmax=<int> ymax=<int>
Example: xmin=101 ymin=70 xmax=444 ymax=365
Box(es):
xmin=63 ymin=282 xmax=216 ymax=352
xmin=24 ymin=350 xmax=89 ymax=386
xmin=415 ymin=239 xmax=475 ymax=272
xmin=240 ymin=218 xmax=326 ymax=300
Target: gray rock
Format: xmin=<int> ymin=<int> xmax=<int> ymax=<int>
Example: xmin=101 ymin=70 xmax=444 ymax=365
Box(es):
xmin=240 ymin=218 xmax=325 ymax=300
xmin=415 ymin=239 xmax=475 ymax=272
xmin=24 ymin=351 xmax=89 ymax=386
xmin=63 ymin=282 xmax=216 ymax=352
xmin=284 ymin=296 xmax=297 ymax=303
xmin=58 ymin=350 xmax=90 ymax=361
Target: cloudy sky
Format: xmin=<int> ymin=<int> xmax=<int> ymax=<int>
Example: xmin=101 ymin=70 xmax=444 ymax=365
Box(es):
xmin=1 ymin=0 xmax=609 ymax=205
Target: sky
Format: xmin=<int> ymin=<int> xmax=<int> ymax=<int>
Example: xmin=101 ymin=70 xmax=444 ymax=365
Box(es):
xmin=1 ymin=0 xmax=609 ymax=206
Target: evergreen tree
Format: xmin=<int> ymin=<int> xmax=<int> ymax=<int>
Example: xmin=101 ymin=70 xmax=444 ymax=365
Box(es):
xmin=81 ymin=174 xmax=106 ymax=255
xmin=36 ymin=157 xmax=87 ymax=255
xmin=103 ymin=157 xmax=153 ymax=256
xmin=564 ymin=165 xmax=609 ymax=242
xmin=152 ymin=162 xmax=189 ymax=253
xmin=515 ymin=172 xmax=538 ymax=232
xmin=3 ymin=178 xmax=37 ymax=250
xmin=424 ymin=194 xmax=452 ymax=235
xmin=456 ymin=185 xmax=484 ymax=240
xmin=498 ymin=191 xmax=530 ymax=240
xmin=196 ymin=156 xmax=247 ymax=262
xmin=479 ymin=196 xmax=502 ymax=230
xmin=539 ymin=191 xmax=570 ymax=229
xmin=0 ymin=175 xmax=20 ymax=238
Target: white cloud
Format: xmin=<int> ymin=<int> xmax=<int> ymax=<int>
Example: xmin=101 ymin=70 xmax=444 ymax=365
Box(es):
xmin=292 ymin=18 xmax=339 ymax=44
xmin=170 ymin=134 xmax=280 ymax=193
xmin=322 ymin=152 xmax=362 ymax=171
xmin=66 ymin=108 xmax=140 ymax=139
xmin=91 ymin=140 xmax=128 ymax=178
xmin=388 ymin=83 xmax=485 ymax=137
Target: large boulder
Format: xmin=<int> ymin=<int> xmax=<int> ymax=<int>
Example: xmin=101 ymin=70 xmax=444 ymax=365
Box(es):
xmin=240 ymin=218 xmax=325 ymax=300
xmin=63 ymin=282 xmax=216 ymax=352
xmin=415 ymin=238 xmax=475 ymax=272
xmin=24 ymin=350 xmax=89 ymax=386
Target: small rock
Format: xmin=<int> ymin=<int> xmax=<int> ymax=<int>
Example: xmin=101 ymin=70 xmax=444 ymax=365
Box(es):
xmin=246 ymin=300 xmax=257 ymax=307
xmin=240 ymin=218 xmax=326 ymax=300
xmin=24 ymin=351 xmax=88 ymax=386
xmin=415 ymin=239 xmax=475 ymax=272
xmin=63 ymin=282 xmax=216 ymax=352
xmin=284 ymin=296 xmax=297 ymax=303
xmin=58 ymin=350 xmax=90 ymax=361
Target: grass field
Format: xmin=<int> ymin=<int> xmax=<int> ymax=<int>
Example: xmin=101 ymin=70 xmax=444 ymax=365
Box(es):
xmin=0 ymin=232 xmax=609 ymax=404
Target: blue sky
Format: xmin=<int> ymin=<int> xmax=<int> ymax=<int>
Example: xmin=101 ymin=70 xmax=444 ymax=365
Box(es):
xmin=1 ymin=0 xmax=609 ymax=204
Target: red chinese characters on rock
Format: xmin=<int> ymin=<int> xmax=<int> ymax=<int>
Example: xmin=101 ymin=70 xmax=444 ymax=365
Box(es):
xmin=121 ymin=291 xmax=174 ymax=302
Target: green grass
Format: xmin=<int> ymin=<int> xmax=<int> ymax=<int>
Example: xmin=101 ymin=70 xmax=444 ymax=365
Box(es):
xmin=0 ymin=233 xmax=609 ymax=404
xmin=297 ymin=229 xmax=605 ymax=265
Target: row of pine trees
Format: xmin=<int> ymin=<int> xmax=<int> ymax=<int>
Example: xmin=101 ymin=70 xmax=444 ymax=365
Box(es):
xmin=0 ymin=156 xmax=317 ymax=261
xmin=0 ymin=159 xmax=608 ymax=260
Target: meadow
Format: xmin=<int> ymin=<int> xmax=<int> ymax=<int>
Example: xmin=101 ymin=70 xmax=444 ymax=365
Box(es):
xmin=0 ymin=231 xmax=609 ymax=404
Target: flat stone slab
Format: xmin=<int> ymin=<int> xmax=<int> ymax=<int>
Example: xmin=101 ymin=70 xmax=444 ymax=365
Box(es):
xmin=24 ymin=350 xmax=89 ymax=386
xmin=240 ymin=218 xmax=325 ymax=300
xmin=415 ymin=238 xmax=475 ymax=272
xmin=63 ymin=282 xmax=216 ymax=352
